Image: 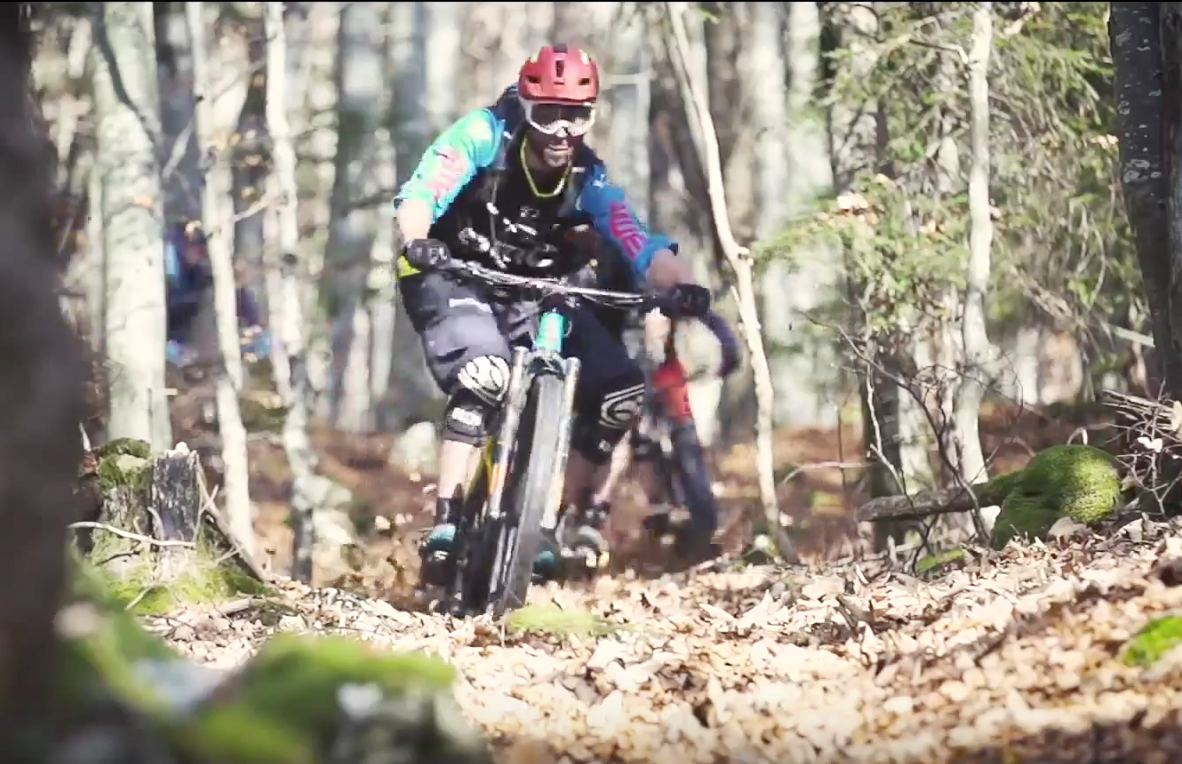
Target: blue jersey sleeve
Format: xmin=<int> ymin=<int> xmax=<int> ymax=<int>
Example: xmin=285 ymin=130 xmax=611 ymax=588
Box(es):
xmin=394 ymin=109 xmax=504 ymax=223
xmin=576 ymin=163 xmax=678 ymax=283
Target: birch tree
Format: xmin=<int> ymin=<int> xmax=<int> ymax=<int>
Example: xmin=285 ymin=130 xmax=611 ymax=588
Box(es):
xmin=663 ymin=1 xmax=794 ymax=563
xmin=324 ymin=1 xmax=389 ymax=433
xmin=154 ymin=2 xmax=199 ymax=221
xmin=92 ymin=1 xmax=172 ymax=451
xmin=386 ymin=1 xmax=453 ymax=437
xmin=185 ymin=1 xmax=254 ymax=553
xmin=952 ymin=2 xmax=994 ymax=490
xmin=264 ymin=0 xmax=319 ymax=584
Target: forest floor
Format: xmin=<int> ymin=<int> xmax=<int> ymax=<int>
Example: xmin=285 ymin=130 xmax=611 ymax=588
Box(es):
xmin=143 ymin=395 xmax=1182 ymax=763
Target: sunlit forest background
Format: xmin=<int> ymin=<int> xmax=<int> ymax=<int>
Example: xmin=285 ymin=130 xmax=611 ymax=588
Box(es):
xmin=34 ymin=1 xmax=1153 ymax=591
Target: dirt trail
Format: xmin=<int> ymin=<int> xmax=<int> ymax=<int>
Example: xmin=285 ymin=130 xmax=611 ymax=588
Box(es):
xmin=152 ymin=520 xmax=1182 ymax=764
xmin=148 ymin=398 xmax=1168 ymax=762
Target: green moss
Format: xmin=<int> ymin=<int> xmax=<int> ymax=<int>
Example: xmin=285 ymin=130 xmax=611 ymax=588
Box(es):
xmin=1020 ymin=444 xmax=1121 ymax=523
xmin=54 ymin=558 xmax=180 ymax=718
xmin=916 ymin=547 xmax=966 ymax=575
xmin=68 ymin=557 xmax=178 ymax=662
xmin=176 ymin=634 xmax=457 ymax=764
xmin=95 ymin=437 xmax=152 ymax=460
xmin=96 ymin=452 xmax=152 ymax=497
xmin=505 ymin=604 xmax=618 ymax=638
xmin=56 ymin=559 xmax=483 ymax=764
xmin=105 ymin=545 xmax=270 ymax=615
xmin=991 ymin=490 xmax=1062 ymax=547
xmin=977 ymin=468 xmax=1024 ymax=506
xmin=989 ymin=444 xmax=1122 ymax=548
xmin=1122 ymin=615 xmax=1182 ymax=667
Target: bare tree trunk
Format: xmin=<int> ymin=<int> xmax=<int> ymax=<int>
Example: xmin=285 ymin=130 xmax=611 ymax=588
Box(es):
xmin=1112 ymin=3 xmax=1179 ymax=396
xmin=186 ymin=1 xmax=254 ymax=554
xmin=386 ymin=1 xmax=452 ymax=433
xmin=663 ymin=1 xmax=795 ymax=563
xmin=758 ymin=1 xmax=841 ymax=429
xmin=93 ymin=1 xmax=172 ymax=452
xmin=264 ymin=1 xmax=319 ymax=584
xmin=953 ymin=2 xmax=994 ymax=490
xmin=85 ymin=158 xmax=105 ymax=360
xmin=1161 ymin=4 xmax=1182 ymax=404
xmin=154 ymin=2 xmax=199 ymax=221
xmin=300 ymin=4 xmax=341 ymax=422
xmin=324 ymin=2 xmax=389 ymax=434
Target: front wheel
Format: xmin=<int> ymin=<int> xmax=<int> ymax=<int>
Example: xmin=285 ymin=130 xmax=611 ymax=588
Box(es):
xmin=493 ymin=372 xmax=569 ymax=616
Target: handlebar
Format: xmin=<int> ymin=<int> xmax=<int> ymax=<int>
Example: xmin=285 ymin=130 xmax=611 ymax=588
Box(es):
xmin=437 ymin=258 xmax=694 ymax=318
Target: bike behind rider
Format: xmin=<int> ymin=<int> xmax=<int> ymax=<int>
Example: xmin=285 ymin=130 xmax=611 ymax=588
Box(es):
xmin=391 ymin=43 xmax=712 ymax=588
xmin=568 ymin=236 xmax=742 ymax=563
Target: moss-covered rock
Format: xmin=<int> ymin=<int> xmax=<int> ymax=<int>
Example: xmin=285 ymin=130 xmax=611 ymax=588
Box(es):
xmin=178 ymin=634 xmax=475 ymax=764
xmin=96 ymin=437 xmax=153 ymax=461
xmin=104 ymin=542 xmax=269 ymax=615
xmin=989 ymin=444 xmax=1122 ymax=548
xmin=53 ymin=559 xmax=491 ymax=764
xmin=1122 ymin=615 xmax=1182 ymax=667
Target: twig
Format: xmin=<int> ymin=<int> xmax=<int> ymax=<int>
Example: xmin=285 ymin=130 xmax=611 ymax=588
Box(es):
xmin=68 ymin=522 xmax=195 ymax=548
xmin=776 ymin=461 xmax=867 ymax=488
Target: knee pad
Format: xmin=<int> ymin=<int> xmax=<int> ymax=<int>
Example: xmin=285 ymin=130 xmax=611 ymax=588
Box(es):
xmin=599 ymin=381 xmax=647 ymax=432
xmin=443 ymin=355 xmax=511 ymax=446
xmin=571 ymin=381 xmax=647 ymax=465
xmin=455 ymin=354 xmax=511 ymax=407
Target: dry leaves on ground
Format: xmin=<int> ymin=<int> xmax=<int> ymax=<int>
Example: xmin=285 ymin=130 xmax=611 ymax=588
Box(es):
xmin=147 ymin=521 xmax=1182 ymax=764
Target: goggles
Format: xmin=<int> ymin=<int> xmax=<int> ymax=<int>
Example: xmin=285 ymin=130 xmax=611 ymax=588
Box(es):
xmin=521 ymin=98 xmax=597 ymax=138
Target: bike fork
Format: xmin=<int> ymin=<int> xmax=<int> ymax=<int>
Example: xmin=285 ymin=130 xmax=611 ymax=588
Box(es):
xmin=542 ymin=358 xmax=581 ymax=535
xmin=487 ymin=347 xmax=530 ymax=522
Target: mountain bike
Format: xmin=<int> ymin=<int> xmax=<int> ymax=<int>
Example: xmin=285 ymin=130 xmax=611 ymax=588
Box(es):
xmin=634 ymin=321 xmax=726 ymax=561
xmin=551 ymin=309 xmax=740 ymax=576
xmin=429 ymin=257 xmax=695 ymax=618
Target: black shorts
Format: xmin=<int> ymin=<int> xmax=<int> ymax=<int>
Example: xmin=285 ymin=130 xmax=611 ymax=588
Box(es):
xmin=399 ymin=270 xmax=647 ymax=459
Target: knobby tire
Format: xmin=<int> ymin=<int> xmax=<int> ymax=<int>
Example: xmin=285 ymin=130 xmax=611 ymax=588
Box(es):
xmin=494 ymin=372 xmax=567 ymax=617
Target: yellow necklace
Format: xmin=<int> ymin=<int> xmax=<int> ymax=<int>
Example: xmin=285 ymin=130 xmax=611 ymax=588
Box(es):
xmin=520 ymin=138 xmax=571 ymax=199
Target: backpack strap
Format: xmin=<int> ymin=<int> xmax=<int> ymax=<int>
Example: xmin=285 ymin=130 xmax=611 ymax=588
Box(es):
xmin=557 ymin=144 xmax=602 ymax=218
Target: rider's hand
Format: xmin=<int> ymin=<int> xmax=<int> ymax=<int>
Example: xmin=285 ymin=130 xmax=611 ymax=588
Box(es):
xmin=667 ymin=283 xmax=711 ymax=319
xmin=402 ymin=238 xmax=451 ymax=272
xmin=703 ymin=311 xmax=741 ymax=378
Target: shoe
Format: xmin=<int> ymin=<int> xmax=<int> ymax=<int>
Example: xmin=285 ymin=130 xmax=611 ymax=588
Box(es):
xmin=532 ymin=531 xmax=559 ymax=581
xmin=419 ymin=523 xmax=456 ymax=587
xmin=419 ymin=498 xmax=460 ymax=588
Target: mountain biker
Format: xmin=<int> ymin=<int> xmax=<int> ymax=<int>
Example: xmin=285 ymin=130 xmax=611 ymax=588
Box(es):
xmin=392 ymin=43 xmax=713 ymax=589
xmin=568 ymin=236 xmax=742 ymax=562
xmin=164 ymin=220 xmax=268 ymax=366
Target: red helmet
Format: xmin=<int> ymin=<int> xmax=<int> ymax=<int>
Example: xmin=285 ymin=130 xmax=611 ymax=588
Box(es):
xmin=517 ymin=43 xmax=600 ymax=104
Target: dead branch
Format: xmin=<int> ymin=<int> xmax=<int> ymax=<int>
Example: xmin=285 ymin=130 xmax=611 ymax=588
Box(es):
xmin=856 ymin=486 xmax=996 ymax=522
xmin=67 ymin=521 xmax=196 ymax=548
xmin=661 ymin=2 xmax=794 ymax=564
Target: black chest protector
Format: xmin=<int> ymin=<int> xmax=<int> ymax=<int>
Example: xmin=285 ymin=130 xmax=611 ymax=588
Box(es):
xmin=429 ymin=87 xmax=600 ymax=280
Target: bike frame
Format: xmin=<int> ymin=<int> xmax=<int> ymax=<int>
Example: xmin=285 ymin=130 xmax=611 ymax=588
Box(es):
xmin=485 ymin=305 xmax=581 ymax=528
xmin=453 ymin=303 xmax=582 ymax=605
xmin=431 ymin=255 xmax=681 ymax=608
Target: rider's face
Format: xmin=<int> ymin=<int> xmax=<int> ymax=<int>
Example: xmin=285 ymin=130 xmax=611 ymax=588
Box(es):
xmin=526 ymin=125 xmax=579 ymax=168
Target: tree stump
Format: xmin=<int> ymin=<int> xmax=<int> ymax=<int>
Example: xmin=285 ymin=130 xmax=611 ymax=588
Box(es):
xmin=74 ymin=438 xmax=266 ymax=613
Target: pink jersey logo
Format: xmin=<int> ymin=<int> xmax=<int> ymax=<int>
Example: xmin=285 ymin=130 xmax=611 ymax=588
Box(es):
xmin=607 ymin=201 xmax=646 ymax=259
xmin=423 ymin=147 xmax=468 ymax=202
